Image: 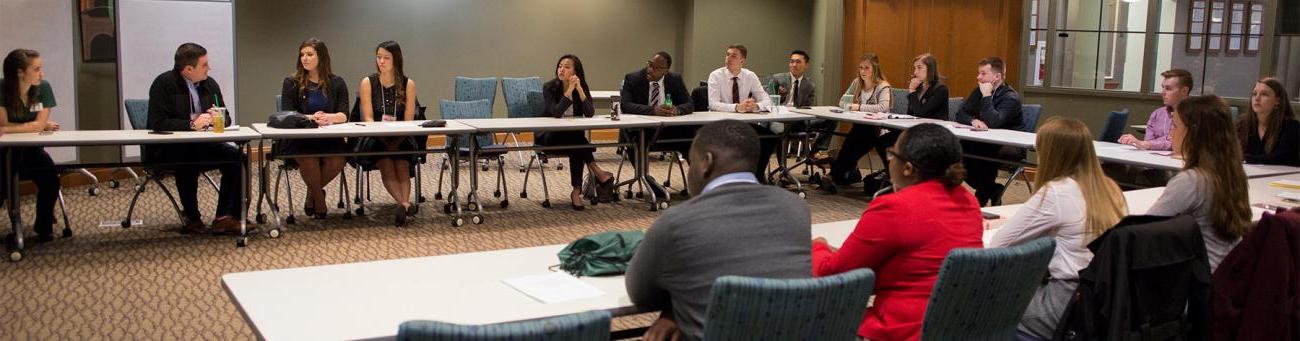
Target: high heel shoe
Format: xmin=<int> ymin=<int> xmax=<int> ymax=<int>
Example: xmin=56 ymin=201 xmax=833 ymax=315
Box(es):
xmin=570 ymin=192 xmax=586 ymax=211
xmin=394 ymin=208 xmax=408 ymax=227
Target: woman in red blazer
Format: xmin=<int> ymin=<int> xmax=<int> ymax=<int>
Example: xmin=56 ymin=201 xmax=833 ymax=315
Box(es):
xmin=812 ymin=123 xmax=984 ymax=341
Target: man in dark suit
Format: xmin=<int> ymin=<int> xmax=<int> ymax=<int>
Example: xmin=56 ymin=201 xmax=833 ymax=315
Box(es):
xmin=146 ymin=42 xmax=244 ymax=235
xmin=766 ymin=50 xmax=816 ymax=108
xmin=626 ymin=120 xmax=812 ymax=341
xmin=619 ymin=52 xmax=696 ymax=188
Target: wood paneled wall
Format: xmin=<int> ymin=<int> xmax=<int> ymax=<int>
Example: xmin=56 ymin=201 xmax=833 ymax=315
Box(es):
xmin=842 ymin=0 xmax=1023 ymax=97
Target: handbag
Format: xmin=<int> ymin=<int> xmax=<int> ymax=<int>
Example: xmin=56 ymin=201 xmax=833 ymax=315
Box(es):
xmin=267 ymin=111 xmax=319 ymax=129
xmin=554 ymin=231 xmax=645 ymax=277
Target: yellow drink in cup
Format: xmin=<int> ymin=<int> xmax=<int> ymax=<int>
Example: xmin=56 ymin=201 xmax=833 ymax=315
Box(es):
xmin=212 ymin=108 xmax=226 ymax=133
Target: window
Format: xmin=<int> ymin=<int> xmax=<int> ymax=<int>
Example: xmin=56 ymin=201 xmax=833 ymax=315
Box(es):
xmin=1026 ymin=0 xmax=1281 ymax=99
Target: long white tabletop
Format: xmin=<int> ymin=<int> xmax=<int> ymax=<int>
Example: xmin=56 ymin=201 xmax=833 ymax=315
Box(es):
xmin=791 ymin=106 xmax=1036 ymax=148
xmin=251 ymin=121 xmax=476 ymax=139
xmin=221 ymin=172 xmax=1300 ymax=340
xmin=639 ymin=110 xmax=813 ymax=126
xmin=0 ymin=128 xmax=261 ymax=147
xmin=455 ymin=115 xmax=660 ymax=133
xmin=590 ymin=91 xmax=620 ymax=100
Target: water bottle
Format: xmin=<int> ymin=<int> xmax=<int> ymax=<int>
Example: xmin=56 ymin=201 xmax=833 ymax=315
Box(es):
xmin=610 ymin=95 xmax=621 ymax=121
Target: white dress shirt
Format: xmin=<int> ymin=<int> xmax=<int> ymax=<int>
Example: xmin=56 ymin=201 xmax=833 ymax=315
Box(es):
xmin=707 ymin=67 xmax=772 ymax=112
xmin=988 ymin=177 xmax=1093 ymax=280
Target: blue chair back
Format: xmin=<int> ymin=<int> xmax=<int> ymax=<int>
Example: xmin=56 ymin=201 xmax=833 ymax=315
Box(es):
xmin=275 ymin=94 xmax=284 ymax=112
xmin=1021 ymin=104 xmax=1043 ymax=133
xmin=397 ymin=310 xmax=611 ymax=341
xmin=440 ymin=99 xmax=494 ymax=148
xmin=947 ymin=97 xmax=963 ymax=121
xmin=526 ymin=90 xmax=545 ymax=118
xmin=703 ymin=268 xmax=876 ymax=340
xmin=455 ymin=76 xmax=498 ymax=111
xmin=1099 ymin=109 xmax=1131 ymax=142
xmin=125 ymin=99 xmax=149 ymax=130
xmin=891 ymin=88 xmax=910 ymax=114
xmin=502 ymin=77 xmax=543 ymax=119
xmin=919 ymin=238 xmax=1055 ymax=341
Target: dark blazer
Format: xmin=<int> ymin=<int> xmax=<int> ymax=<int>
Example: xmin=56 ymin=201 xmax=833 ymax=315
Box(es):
xmin=280 ymin=75 xmax=350 ymax=115
xmin=766 ymin=72 xmax=816 ymax=107
xmin=1211 ymin=209 xmax=1300 ymax=340
xmin=906 ymin=82 xmax=950 ymax=120
xmin=542 ymin=79 xmax=594 ymax=118
xmin=620 ymin=70 xmax=693 ymax=116
xmin=1243 ymin=119 xmax=1300 ymax=166
xmin=147 ymin=69 xmax=230 ymax=131
xmin=955 ymin=84 xmax=1022 ymax=131
xmin=1054 ymin=215 xmax=1210 ymax=341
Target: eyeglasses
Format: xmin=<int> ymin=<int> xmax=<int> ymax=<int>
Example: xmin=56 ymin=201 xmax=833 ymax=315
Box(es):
xmin=886 ymin=147 xmax=904 ymax=162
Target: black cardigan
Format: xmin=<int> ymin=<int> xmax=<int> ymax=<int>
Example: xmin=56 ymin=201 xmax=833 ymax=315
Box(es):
xmin=280 ymin=75 xmax=350 ymax=115
xmin=542 ymin=79 xmax=594 ymax=118
xmin=1243 ymin=118 xmax=1300 ymax=166
xmin=906 ymin=83 xmax=950 ymax=120
xmin=147 ymin=69 xmax=229 ymax=131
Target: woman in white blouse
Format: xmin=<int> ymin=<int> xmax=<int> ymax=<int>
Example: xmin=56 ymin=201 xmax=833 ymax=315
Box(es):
xmin=988 ymin=117 xmax=1127 ymax=340
xmin=826 ymin=53 xmax=893 ymax=192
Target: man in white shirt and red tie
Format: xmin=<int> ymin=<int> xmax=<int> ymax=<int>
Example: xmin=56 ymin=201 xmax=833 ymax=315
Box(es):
xmin=706 ymin=44 xmax=779 ymax=184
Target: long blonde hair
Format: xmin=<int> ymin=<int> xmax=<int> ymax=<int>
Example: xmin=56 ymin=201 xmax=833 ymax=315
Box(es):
xmin=1033 ymin=117 xmax=1127 ymax=241
xmin=1177 ymin=95 xmax=1252 ymax=239
xmin=850 ymin=53 xmax=889 ymax=105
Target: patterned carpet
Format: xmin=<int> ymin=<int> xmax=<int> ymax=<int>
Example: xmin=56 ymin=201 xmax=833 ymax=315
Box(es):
xmin=0 ymin=148 xmax=1029 ymax=340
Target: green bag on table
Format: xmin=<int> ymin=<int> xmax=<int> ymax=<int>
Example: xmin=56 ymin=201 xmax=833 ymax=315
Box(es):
xmin=555 ymin=231 xmax=645 ymax=277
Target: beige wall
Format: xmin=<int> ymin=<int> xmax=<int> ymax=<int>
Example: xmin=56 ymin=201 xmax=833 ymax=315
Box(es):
xmin=681 ymin=0 xmax=814 ymax=89
xmin=235 ymin=0 xmax=692 ymax=122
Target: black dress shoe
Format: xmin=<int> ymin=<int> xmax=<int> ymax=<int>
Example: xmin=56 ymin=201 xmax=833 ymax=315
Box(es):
xmin=394 ymin=209 xmax=408 ymax=227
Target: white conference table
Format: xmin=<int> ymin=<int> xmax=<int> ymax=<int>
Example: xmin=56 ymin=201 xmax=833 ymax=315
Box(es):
xmin=639 ymin=110 xmax=817 ymax=196
xmin=223 ymin=172 xmax=1300 ymax=340
xmin=0 ymin=128 xmax=263 ymax=260
xmin=1091 ymin=141 xmax=1300 ymax=178
xmin=590 ymin=91 xmax=620 ymax=100
xmin=250 ymin=121 xmax=479 ymax=229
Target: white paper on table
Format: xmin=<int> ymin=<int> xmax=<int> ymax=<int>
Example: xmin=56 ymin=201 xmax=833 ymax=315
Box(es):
xmin=1276 ymin=191 xmax=1300 ymax=201
xmin=502 ymin=272 xmax=605 ymax=304
xmin=1100 ymin=145 xmax=1139 ymax=151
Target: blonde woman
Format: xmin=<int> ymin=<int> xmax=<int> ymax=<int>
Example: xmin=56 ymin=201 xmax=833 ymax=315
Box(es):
xmin=826 ymin=53 xmax=892 ymax=192
xmin=988 ymin=117 xmax=1127 ymax=340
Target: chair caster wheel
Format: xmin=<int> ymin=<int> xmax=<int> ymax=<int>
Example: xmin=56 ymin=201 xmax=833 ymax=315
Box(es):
xmin=541 ymin=200 xmax=551 ymax=208
xmin=472 ymin=215 xmax=484 ymax=224
xmin=500 ymin=200 xmax=509 ymax=209
xmin=434 ymin=193 xmax=444 ymax=200
xmin=493 ymin=190 xmax=501 ymax=198
xmin=337 ymin=201 xmax=345 ymax=209
xmin=417 ymin=196 xmax=427 ymax=203
xmin=108 ymin=179 xmax=121 ymax=189
xmin=120 ymin=220 xmax=131 ymax=228
xmin=797 ymin=191 xmax=807 ymax=199
xmin=443 ymin=203 xmax=453 ymax=214
xmin=556 ymin=164 xmax=564 ymax=170
xmin=664 ymin=180 xmax=672 ymax=187
xmin=658 ymin=201 xmax=670 ymax=210
xmin=466 ymin=203 xmax=479 ymax=212
xmin=635 ymin=192 xmax=644 ymax=199
xmin=8 ymin=250 xmax=22 ymax=262
xmin=286 ymin=215 xmax=296 ymax=225
xmin=624 ymin=191 xmax=633 ymax=199
xmin=343 ymin=212 xmax=353 ymax=219
xmin=62 ymin=228 xmax=73 ymax=238
xmin=268 ymin=228 xmax=282 ymax=238
xmin=355 ymin=208 xmax=366 ymax=216
xmin=256 ymin=213 xmax=267 ymax=224
xmin=452 ymin=217 xmax=465 ymax=227
xmin=236 ymin=237 xmax=248 ymax=247
xmin=88 ymin=187 xmax=100 ymax=196
xmin=520 ymin=192 xmax=528 ymax=199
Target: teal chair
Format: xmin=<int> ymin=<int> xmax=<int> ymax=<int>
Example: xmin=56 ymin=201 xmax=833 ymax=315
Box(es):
xmin=455 ymin=76 xmax=498 ymax=111
xmin=947 ymin=97 xmax=963 ymax=121
xmin=702 ymin=268 xmax=876 ymax=340
xmin=397 ymin=310 xmax=611 ymax=341
xmin=919 ymin=237 xmax=1055 ymax=341
xmin=120 ymin=99 xmax=187 ymax=228
xmin=435 ymin=99 xmax=507 ymax=220
xmin=501 ymin=77 xmax=544 ymax=170
xmin=1098 ymin=109 xmax=1130 ymax=142
xmin=891 ymin=88 xmax=910 ymax=114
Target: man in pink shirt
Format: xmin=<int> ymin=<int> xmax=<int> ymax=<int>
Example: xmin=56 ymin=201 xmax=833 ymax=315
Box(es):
xmin=1117 ymin=69 xmax=1193 ymax=151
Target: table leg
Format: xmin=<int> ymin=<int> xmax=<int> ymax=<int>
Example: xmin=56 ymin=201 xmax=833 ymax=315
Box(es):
xmin=467 ymin=134 xmax=483 ymax=225
xmin=447 ymin=135 xmax=465 ymax=227
xmin=5 ymin=147 xmax=23 ymax=261
xmin=638 ymin=128 xmax=665 ymax=211
xmin=236 ymin=142 xmax=250 ymax=247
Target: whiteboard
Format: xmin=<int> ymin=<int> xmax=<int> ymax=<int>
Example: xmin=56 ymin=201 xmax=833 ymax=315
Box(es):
xmin=0 ymin=0 xmax=80 ymax=163
xmin=117 ymin=0 xmax=235 ymax=159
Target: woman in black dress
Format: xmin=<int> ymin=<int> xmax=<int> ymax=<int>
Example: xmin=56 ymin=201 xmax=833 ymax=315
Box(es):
xmin=358 ymin=40 xmax=418 ymax=226
xmin=536 ymin=54 xmax=615 ymax=210
xmin=279 ymin=38 xmax=348 ymax=219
